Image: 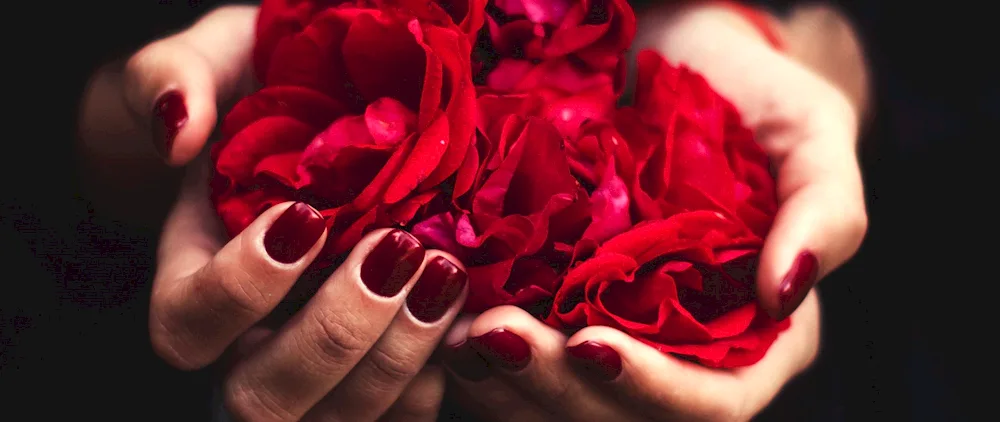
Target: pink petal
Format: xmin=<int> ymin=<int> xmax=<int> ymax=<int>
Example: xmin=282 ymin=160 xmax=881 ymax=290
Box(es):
xmin=365 ymin=97 xmax=417 ymax=146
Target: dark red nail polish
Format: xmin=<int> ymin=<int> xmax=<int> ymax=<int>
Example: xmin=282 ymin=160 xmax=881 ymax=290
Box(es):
xmin=359 ymin=230 xmax=425 ymax=297
xmin=776 ymin=251 xmax=820 ymax=320
xmin=263 ymin=203 xmax=326 ymax=264
xmin=443 ymin=341 xmax=490 ymax=382
xmin=468 ymin=329 xmax=531 ymax=372
xmin=406 ymin=256 xmax=467 ymax=323
xmin=566 ymin=341 xmax=622 ymax=382
xmin=152 ymin=90 xmax=187 ymax=157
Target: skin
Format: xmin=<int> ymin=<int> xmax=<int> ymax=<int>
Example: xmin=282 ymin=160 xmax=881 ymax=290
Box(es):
xmin=76 ymin=2 xmax=869 ymax=421
xmin=443 ymin=4 xmax=868 ymax=420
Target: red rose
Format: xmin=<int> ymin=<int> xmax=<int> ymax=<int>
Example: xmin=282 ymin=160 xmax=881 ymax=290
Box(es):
xmin=618 ymin=51 xmax=777 ymax=237
xmin=413 ymin=115 xmax=631 ymax=312
xmin=476 ymin=81 xmax=615 ymax=141
xmin=480 ymin=0 xmax=635 ymax=71
xmin=548 ymin=212 xmax=790 ymax=368
xmin=254 ymin=0 xmax=485 ymax=83
xmin=213 ymin=6 xmax=476 ymax=257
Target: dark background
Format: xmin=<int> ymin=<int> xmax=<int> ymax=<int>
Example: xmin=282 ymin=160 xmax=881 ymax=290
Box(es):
xmin=1 ymin=1 xmax=993 ymax=420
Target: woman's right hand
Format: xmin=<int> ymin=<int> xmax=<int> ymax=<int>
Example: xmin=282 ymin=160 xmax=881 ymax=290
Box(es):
xmin=80 ymin=6 xmax=468 ymax=421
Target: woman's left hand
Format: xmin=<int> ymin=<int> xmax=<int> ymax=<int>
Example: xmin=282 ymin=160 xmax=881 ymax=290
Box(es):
xmin=441 ymin=291 xmax=819 ymax=422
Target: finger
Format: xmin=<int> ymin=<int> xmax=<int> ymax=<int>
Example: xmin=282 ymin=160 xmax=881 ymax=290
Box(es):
xmin=122 ymin=5 xmax=258 ymax=165
xmin=222 ymin=327 xmax=278 ymax=375
xmin=234 ymin=327 xmax=277 ymax=359
xmin=222 ymin=229 xmax=429 ymax=422
xmin=446 ymin=379 xmax=550 ymax=422
xmin=732 ymin=291 xmax=821 ymax=414
xmin=757 ymin=129 xmax=868 ymax=320
xmin=305 ymin=251 xmax=469 ymax=422
xmin=377 ymin=365 xmax=447 ymax=422
xmin=564 ymin=326 xmax=748 ymax=422
xmin=458 ymin=307 xmax=625 ymax=421
xmin=441 ymin=315 xmax=551 ymax=422
xmin=149 ymin=193 xmax=327 ymax=370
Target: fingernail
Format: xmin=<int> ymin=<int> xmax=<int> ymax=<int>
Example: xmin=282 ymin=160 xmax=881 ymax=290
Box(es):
xmin=443 ymin=341 xmax=490 ymax=382
xmin=152 ymin=90 xmax=187 ymax=158
xmin=776 ymin=250 xmax=820 ymax=320
xmin=263 ymin=202 xmax=326 ymax=264
xmin=406 ymin=256 xmax=468 ymax=323
xmin=468 ymin=329 xmax=531 ymax=372
xmin=360 ymin=230 xmax=425 ymax=297
xmin=566 ymin=341 xmax=622 ymax=382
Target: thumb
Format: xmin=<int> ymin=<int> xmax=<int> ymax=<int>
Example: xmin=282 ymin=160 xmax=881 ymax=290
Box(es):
xmin=123 ymin=5 xmax=258 ymax=166
xmin=756 ymin=126 xmax=867 ymax=321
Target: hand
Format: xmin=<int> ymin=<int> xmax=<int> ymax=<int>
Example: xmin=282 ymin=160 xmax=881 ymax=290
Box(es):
xmin=101 ymin=6 xmax=468 ymax=421
xmin=151 ymin=160 xmax=468 ymax=422
xmin=76 ymin=6 xmax=259 ymax=223
xmin=440 ymin=292 xmax=820 ymax=421
xmin=633 ymin=3 xmax=868 ymax=320
xmin=79 ymin=5 xmax=257 ymax=167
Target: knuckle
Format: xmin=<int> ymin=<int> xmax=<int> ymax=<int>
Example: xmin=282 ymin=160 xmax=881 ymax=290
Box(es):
xmin=148 ymin=302 xmax=205 ymax=370
xmin=304 ymin=308 xmax=373 ymax=371
xmin=392 ymin=388 xmax=443 ymax=420
xmin=367 ymin=345 xmax=420 ymax=386
xmin=223 ymin=376 xmax=294 ymax=422
xmin=848 ymin=207 xmax=869 ymax=241
xmin=550 ymin=382 xmax=576 ymax=405
xmin=209 ymin=258 xmax=273 ymax=318
xmin=124 ymin=42 xmax=160 ymax=75
xmin=706 ymin=391 xmax=750 ymax=422
xmin=389 ymin=367 xmax=445 ymax=418
xmin=124 ymin=40 xmax=174 ymax=90
xmin=832 ymin=201 xmax=868 ymax=259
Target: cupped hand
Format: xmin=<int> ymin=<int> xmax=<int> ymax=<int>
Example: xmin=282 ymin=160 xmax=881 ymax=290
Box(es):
xmin=634 ymin=3 xmax=868 ymax=320
xmin=441 ymin=292 xmax=819 ymax=422
xmin=89 ymin=6 xmax=467 ymax=421
xmin=151 ymin=159 xmax=468 ymax=422
xmin=76 ymin=6 xmax=259 ymax=222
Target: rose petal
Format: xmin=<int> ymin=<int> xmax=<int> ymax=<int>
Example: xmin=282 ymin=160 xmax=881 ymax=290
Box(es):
xmin=582 ymin=158 xmax=631 ymax=242
xmin=365 ymin=97 xmax=417 ymax=146
xmin=221 ymin=86 xmax=345 ymax=140
xmin=384 ymin=115 xmax=450 ymax=203
xmin=216 ymin=116 xmax=316 ymax=182
xmin=342 ymin=13 xmax=426 ymax=110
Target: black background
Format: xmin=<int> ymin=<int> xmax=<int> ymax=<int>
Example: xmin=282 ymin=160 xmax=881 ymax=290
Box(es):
xmin=2 ymin=1 xmax=994 ymax=420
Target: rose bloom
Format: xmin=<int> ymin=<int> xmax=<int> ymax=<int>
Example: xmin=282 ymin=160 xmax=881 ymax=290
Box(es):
xmin=619 ymin=51 xmax=777 ymax=237
xmin=254 ymin=0 xmax=485 ymax=82
xmin=476 ymin=78 xmax=616 ymax=148
xmin=413 ymin=115 xmax=632 ymax=313
xmin=475 ymin=0 xmax=635 ymax=94
xmin=548 ymin=212 xmax=789 ymax=368
xmin=212 ymin=5 xmax=476 ymax=258
xmin=482 ymin=0 xmax=635 ymax=69
xmin=545 ymin=51 xmax=788 ymax=368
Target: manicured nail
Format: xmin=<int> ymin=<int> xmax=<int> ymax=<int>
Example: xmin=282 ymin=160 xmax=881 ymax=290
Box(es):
xmin=566 ymin=341 xmax=622 ymax=382
xmin=444 ymin=341 xmax=490 ymax=382
xmin=360 ymin=230 xmax=425 ymax=297
xmin=152 ymin=90 xmax=187 ymax=157
xmin=263 ymin=203 xmax=326 ymax=264
xmin=776 ymin=251 xmax=820 ymax=320
xmin=468 ymin=329 xmax=531 ymax=372
xmin=406 ymin=256 xmax=467 ymax=323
